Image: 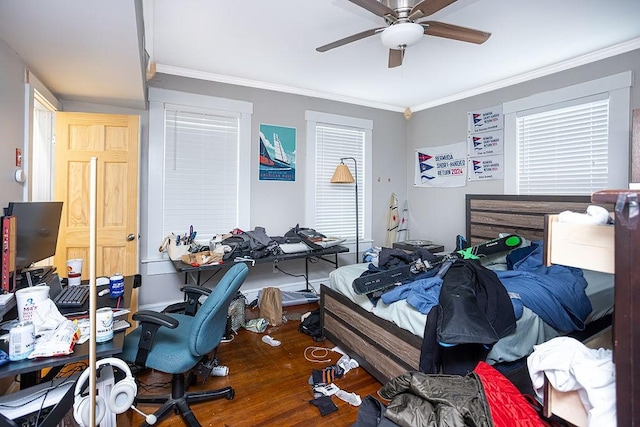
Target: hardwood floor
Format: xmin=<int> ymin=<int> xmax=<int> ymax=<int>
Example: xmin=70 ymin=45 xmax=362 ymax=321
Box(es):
xmin=128 ymin=303 xmax=383 ymax=426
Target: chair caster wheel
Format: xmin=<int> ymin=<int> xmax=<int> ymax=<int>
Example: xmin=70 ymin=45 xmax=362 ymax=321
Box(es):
xmin=226 ymin=389 xmax=235 ymax=400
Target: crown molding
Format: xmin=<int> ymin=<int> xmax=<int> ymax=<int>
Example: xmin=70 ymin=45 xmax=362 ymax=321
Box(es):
xmin=411 ymin=38 xmax=640 ymax=112
xmin=155 ymin=64 xmax=406 ymax=112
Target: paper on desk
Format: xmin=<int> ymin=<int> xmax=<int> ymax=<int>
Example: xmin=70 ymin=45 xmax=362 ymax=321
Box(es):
xmin=75 ymin=318 xmax=91 ymax=344
xmin=31 ymin=299 xmax=67 ymax=334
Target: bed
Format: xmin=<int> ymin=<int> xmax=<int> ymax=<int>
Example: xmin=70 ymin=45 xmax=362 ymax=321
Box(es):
xmin=320 ymin=194 xmax=615 ymax=384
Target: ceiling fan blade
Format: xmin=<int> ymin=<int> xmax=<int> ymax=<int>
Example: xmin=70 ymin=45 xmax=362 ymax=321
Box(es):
xmin=388 ymin=49 xmax=404 ymax=68
xmin=408 ymin=0 xmax=456 ymax=20
xmin=316 ymin=27 xmax=384 ymax=52
xmin=421 ymin=21 xmax=491 ymax=44
xmin=349 ymin=0 xmax=398 ymax=18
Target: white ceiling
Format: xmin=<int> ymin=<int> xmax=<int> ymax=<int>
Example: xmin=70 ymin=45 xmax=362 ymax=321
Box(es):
xmin=1 ymin=0 xmax=639 ymax=112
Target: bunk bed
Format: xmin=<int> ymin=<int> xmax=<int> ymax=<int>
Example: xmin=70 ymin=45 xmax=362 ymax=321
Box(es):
xmin=320 ymin=194 xmax=615 ymax=384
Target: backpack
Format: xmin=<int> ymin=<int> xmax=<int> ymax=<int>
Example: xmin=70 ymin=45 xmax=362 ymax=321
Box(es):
xmin=299 ymin=308 xmax=325 ymax=342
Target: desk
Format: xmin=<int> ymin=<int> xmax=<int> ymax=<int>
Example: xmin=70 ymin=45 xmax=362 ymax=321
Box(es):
xmin=0 ymin=275 xmax=136 ymax=385
xmin=172 ymin=245 xmax=350 ymax=288
xmin=0 ymin=276 xmax=136 ymax=426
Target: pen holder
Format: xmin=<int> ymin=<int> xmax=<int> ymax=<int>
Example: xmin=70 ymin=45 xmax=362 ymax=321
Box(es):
xmin=165 ymin=233 xmax=190 ymax=261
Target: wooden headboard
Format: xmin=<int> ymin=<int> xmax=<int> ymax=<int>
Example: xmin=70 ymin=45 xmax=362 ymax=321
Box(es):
xmin=465 ymin=194 xmax=614 ymax=246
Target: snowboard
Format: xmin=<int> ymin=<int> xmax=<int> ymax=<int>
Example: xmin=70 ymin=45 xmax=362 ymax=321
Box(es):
xmin=456 ymin=234 xmax=523 ymax=260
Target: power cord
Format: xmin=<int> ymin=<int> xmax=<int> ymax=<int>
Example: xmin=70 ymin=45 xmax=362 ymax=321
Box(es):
xmin=273 ymin=264 xmax=306 ymax=279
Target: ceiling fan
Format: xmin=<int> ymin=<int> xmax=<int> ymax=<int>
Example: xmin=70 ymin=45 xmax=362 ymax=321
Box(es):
xmin=317 ymin=0 xmax=491 ymax=68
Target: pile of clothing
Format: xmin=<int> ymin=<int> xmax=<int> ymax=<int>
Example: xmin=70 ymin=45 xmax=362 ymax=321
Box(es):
xmin=353 ymin=362 xmax=546 ymax=427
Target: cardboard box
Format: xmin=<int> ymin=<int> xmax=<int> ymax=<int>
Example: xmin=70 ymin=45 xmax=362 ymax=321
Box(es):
xmin=545 ymin=214 xmax=615 ymax=274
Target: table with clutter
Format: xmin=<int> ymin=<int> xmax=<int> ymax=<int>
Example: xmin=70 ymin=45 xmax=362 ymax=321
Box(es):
xmin=0 ymin=275 xmax=135 ymax=425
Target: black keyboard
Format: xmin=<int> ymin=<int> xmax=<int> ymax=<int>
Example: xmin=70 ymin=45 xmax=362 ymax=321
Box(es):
xmin=54 ymin=285 xmax=90 ymax=308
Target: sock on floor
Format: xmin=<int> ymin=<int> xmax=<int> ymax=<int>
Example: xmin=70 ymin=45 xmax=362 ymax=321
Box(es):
xmin=314 ymin=383 xmax=340 ymax=396
xmin=261 ymin=335 xmax=281 ymax=346
xmin=309 ymin=396 xmax=338 ymax=416
xmin=311 ymin=365 xmax=343 ymax=385
xmin=337 ymin=355 xmax=359 ymax=374
xmin=336 ymin=389 xmax=362 ymax=406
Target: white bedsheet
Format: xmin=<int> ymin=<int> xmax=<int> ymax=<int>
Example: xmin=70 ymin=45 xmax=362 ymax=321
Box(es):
xmin=328 ymin=263 xmax=613 ymax=365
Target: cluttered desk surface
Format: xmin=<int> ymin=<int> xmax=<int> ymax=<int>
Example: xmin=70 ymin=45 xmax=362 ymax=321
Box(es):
xmin=0 ymin=275 xmax=135 ymax=379
xmin=171 ymin=244 xmax=350 ymax=273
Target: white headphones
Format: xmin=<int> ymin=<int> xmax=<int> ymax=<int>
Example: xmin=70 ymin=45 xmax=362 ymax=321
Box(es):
xmin=73 ymin=357 xmax=137 ymax=427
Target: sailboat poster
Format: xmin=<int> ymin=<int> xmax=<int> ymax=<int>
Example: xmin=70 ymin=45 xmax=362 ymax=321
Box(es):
xmin=259 ymin=124 xmax=296 ymax=181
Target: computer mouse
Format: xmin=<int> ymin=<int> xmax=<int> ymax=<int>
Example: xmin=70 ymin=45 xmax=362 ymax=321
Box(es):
xmin=96 ymin=277 xmax=110 ymax=286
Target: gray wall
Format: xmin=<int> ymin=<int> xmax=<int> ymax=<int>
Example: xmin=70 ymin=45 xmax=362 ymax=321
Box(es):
xmin=407 ymin=49 xmax=640 ymax=251
xmin=0 ymin=38 xmax=28 ymax=208
xmin=140 ymin=75 xmax=408 ymax=308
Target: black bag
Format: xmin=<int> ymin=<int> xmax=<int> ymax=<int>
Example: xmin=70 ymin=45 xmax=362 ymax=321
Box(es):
xmin=221 ymin=233 xmax=252 ymax=260
xmin=299 ymin=308 xmax=325 ymax=342
xmin=285 ymin=224 xmax=326 ymax=250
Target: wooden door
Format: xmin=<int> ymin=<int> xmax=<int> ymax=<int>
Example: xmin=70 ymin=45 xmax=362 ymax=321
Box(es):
xmin=53 ymin=112 xmax=139 ymax=279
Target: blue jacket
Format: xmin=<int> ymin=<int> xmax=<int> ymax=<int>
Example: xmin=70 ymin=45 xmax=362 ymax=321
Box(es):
xmin=497 ymin=241 xmax=592 ymax=333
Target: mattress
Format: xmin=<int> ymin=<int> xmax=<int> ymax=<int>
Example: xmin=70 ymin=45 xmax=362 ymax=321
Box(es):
xmin=328 ymin=262 xmax=613 ymax=365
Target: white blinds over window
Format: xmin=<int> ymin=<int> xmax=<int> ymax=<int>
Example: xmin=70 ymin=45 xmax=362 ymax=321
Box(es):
xmin=315 ymin=124 xmax=365 ymax=240
xmin=516 ymin=99 xmax=609 ymax=195
xmin=164 ymin=107 xmax=240 ymax=239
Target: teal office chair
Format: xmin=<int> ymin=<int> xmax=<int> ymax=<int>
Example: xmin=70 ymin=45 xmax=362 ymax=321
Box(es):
xmin=120 ymin=263 xmax=249 ymax=427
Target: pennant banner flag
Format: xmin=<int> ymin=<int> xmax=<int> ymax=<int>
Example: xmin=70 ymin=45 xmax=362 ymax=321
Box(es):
xmin=467 ymin=105 xmax=503 ymax=134
xmin=467 ymin=129 xmax=504 ymax=156
xmin=414 ymin=142 xmax=467 ymax=187
xmin=468 ymin=154 xmax=504 ymax=181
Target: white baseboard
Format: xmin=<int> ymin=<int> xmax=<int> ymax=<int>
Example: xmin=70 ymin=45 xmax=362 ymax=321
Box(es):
xmin=139 ymin=278 xmax=327 ymax=312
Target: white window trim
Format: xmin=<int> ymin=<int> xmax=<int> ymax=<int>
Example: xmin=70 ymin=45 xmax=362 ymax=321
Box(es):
xmin=144 ymin=88 xmax=252 ymax=273
xmin=24 ymin=71 xmax=60 ymax=201
xmin=304 ymin=110 xmax=373 ymax=252
xmin=503 ymin=71 xmax=632 ymax=194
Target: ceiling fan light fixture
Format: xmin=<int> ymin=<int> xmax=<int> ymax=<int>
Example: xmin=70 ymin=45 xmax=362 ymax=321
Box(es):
xmin=380 ymin=22 xmax=423 ymax=49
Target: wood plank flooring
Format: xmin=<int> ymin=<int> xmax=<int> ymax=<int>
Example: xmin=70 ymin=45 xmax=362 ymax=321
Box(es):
xmin=128 ymin=303 xmax=383 ymax=426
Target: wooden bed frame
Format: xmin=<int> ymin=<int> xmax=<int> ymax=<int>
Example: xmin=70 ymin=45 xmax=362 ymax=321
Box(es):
xmin=321 ymin=194 xmax=614 ymax=384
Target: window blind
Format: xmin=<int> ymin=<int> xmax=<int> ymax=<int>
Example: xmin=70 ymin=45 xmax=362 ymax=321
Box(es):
xmin=163 ymin=107 xmax=240 ymax=239
xmin=314 ymin=124 xmax=365 ymax=240
xmin=516 ymin=99 xmax=609 ymax=195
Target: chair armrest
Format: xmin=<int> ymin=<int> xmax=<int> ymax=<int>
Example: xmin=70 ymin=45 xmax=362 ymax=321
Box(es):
xmin=131 ymin=310 xmax=179 ymax=366
xmin=132 ymin=310 xmax=179 ymax=328
xmin=180 ymin=286 xmax=212 ymax=297
xmin=180 ymin=286 xmax=212 ymax=316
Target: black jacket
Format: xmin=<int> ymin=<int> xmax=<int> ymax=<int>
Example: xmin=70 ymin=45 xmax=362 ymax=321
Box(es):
xmin=420 ymin=259 xmax=515 ymax=375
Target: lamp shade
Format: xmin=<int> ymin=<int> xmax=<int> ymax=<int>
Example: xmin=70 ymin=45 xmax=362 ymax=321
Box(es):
xmin=331 ymin=163 xmax=355 ymax=183
xmin=380 ymin=22 xmax=424 ymax=49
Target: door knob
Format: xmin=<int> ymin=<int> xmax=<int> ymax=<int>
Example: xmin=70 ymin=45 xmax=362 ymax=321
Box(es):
xmin=126 ymin=234 xmax=136 ymax=241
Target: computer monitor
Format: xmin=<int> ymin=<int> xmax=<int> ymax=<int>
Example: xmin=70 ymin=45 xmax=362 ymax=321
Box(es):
xmin=5 ymin=201 xmax=63 ymax=272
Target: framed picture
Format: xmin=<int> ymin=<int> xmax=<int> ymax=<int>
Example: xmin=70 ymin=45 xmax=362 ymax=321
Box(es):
xmin=259 ymin=124 xmax=296 ymax=181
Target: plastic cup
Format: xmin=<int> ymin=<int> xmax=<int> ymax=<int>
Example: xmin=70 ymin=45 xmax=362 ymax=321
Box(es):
xmin=66 ymin=259 xmax=83 ymax=285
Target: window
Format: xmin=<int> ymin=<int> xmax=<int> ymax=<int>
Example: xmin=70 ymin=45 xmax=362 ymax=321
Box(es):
xmin=25 ymin=71 xmax=59 ymax=202
xmin=305 ymin=111 xmax=372 ymax=254
xmin=516 ymin=98 xmax=609 ymax=195
xmin=163 ymin=107 xmax=240 ymax=237
xmin=146 ymin=88 xmax=252 ymax=267
xmin=504 ymin=71 xmax=631 ymax=195
xmin=32 ymin=95 xmax=56 ymax=201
